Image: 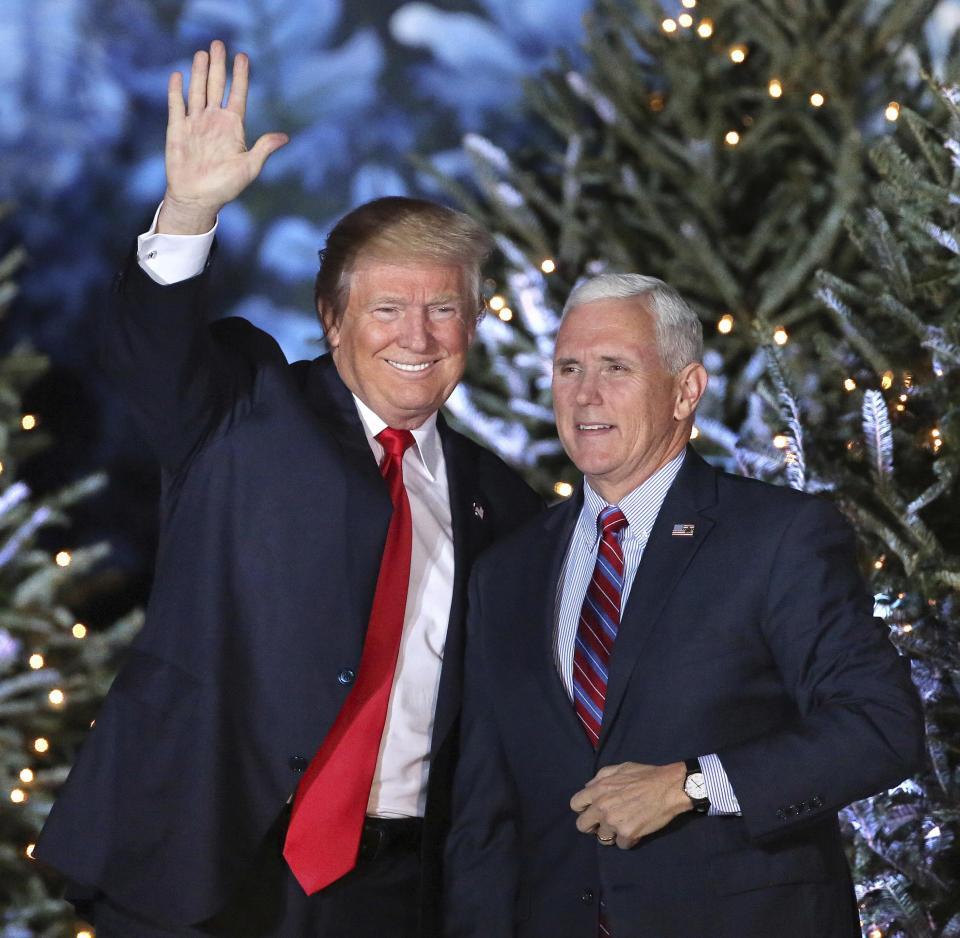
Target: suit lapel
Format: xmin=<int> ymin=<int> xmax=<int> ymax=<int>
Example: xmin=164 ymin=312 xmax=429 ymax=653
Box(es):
xmin=527 ymin=495 xmax=598 ymax=750
xmin=599 ymin=448 xmax=719 ymax=749
xmin=431 ymin=419 xmax=486 ymax=755
xmin=302 ymin=356 xmax=392 ymax=637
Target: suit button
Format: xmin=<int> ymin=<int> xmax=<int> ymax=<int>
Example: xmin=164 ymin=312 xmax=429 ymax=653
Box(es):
xmin=289 ymin=755 xmax=308 ymax=773
xmin=580 ymin=888 xmax=594 ymax=905
xmin=337 ymin=668 xmax=356 ymax=686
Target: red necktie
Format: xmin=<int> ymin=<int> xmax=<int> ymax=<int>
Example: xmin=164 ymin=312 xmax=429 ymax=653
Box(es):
xmin=572 ymin=506 xmax=627 ymax=747
xmin=283 ymin=427 xmax=415 ymax=894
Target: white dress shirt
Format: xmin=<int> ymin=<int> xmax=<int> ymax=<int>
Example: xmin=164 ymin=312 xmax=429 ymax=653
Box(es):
xmin=136 ymin=205 xmax=454 ymax=817
xmin=554 ymin=451 xmax=741 ymax=815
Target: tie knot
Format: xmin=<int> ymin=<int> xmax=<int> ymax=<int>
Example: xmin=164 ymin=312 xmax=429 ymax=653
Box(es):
xmin=376 ymin=427 xmax=415 ymax=459
xmin=597 ymin=506 xmax=627 ymax=539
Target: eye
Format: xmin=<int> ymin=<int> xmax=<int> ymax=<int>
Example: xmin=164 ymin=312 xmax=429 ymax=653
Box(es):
xmin=373 ymin=306 xmax=400 ymax=320
xmin=554 ymin=363 xmax=580 ymax=375
xmin=430 ymin=305 xmax=458 ymax=320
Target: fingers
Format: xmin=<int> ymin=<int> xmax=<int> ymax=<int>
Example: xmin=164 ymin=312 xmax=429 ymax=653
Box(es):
xmin=570 ymin=786 xmax=592 ymax=813
xmin=207 ymin=39 xmax=227 ymax=108
xmin=247 ymin=132 xmax=290 ymax=174
xmin=595 ymin=825 xmax=617 ymax=846
xmin=226 ymin=50 xmax=250 ymax=117
xmin=575 ymin=804 xmax=601 ymax=834
xmin=167 ymin=71 xmax=185 ymax=127
xmin=187 ymin=48 xmax=209 ymax=114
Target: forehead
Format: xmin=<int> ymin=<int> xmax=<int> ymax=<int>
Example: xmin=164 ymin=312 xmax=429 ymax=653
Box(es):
xmin=556 ymin=296 xmax=657 ymax=356
xmin=347 ymin=257 xmax=468 ymax=299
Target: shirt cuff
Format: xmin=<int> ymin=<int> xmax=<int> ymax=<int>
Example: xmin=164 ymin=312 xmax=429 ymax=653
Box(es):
xmin=136 ymin=202 xmax=217 ymax=285
xmin=699 ymin=753 xmax=741 ymax=816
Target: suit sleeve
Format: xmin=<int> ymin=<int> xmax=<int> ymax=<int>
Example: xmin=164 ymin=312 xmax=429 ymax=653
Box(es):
xmin=102 ymin=248 xmax=284 ymax=474
xmin=718 ymin=497 xmax=924 ymax=842
xmin=444 ymin=562 xmax=521 ymax=938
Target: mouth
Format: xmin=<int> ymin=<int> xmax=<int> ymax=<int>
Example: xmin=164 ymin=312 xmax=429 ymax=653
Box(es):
xmin=386 ymin=359 xmax=437 ymax=373
xmin=577 ymin=423 xmax=613 ymax=431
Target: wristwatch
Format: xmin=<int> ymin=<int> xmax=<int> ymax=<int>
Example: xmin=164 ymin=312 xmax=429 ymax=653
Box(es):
xmin=683 ymin=757 xmax=710 ymax=814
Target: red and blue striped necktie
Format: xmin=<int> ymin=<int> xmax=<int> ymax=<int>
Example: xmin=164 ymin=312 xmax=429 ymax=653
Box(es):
xmin=573 ymin=504 xmax=628 ymax=747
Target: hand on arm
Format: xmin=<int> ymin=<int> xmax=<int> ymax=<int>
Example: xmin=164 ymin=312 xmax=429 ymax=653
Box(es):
xmin=158 ymin=40 xmax=288 ymax=234
xmin=570 ymin=761 xmax=691 ymax=849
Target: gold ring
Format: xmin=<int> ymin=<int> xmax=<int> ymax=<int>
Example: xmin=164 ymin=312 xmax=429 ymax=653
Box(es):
xmin=597 ymin=833 xmax=616 ymax=845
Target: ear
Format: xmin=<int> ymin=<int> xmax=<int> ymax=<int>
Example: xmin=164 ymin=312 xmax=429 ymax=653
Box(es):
xmin=674 ymin=362 xmax=708 ymax=421
xmin=319 ymin=301 xmax=340 ymax=350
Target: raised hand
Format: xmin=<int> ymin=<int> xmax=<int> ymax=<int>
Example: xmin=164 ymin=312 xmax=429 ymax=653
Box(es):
xmin=158 ymin=40 xmax=289 ymax=234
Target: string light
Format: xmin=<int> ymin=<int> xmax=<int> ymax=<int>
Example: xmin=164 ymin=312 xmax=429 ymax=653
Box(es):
xmin=809 ymin=92 xmax=825 ymax=108
xmin=21 ymin=414 xmax=37 ymax=431
xmin=10 ymin=789 xmax=26 ymax=804
xmin=678 ymin=12 xmax=694 ymax=28
xmin=729 ymin=45 xmax=748 ymax=64
xmin=867 ymin=927 xmax=883 ymax=938
xmin=49 ymin=688 xmax=66 ymax=707
xmin=19 ymin=768 xmax=34 ymax=784
xmin=874 ymin=555 xmax=886 ymax=570
xmin=696 ymin=19 xmax=714 ymax=38
xmin=25 ymin=844 xmax=35 ymax=859
xmin=55 ymin=551 xmax=72 ymax=567
xmin=717 ymin=314 xmax=734 ymax=334
xmin=498 ymin=307 xmax=514 ymax=322
xmin=553 ymin=482 xmax=574 ymax=498
xmin=843 ymin=378 xmax=857 ymax=391
xmin=768 ymin=79 xmax=783 ymax=98
xmin=649 ymin=92 xmax=666 ymax=112
xmin=540 ymin=258 xmax=556 ymax=274
xmin=690 ymin=426 xmax=701 ymax=440
xmin=901 ymin=623 xmax=914 ymax=633
xmin=724 ymin=130 xmax=741 ymax=146
xmin=33 ymin=737 xmax=49 ymax=753
xmin=489 ymin=295 xmax=506 ymax=311
xmin=29 ymin=653 xmax=45 ymax=670
xmin=773 ymin=326 xmax=789 ymax=346
xmin=72 ymin=622 xmax=88 ymax=639
xmin=0 ymin=461 xmax=5 ymax=474
xmin=681 ymin=0 xmax=696 ymax=7
xmin=661 ymin=17 xmax=678 ymax=33
xmin=78 ymin=932 xmax=93 ymax=938
xmin=895 ymin=403 xmax=906 ymax=412
xmin=884 ymin=102 xmax=900 ymax=122
xmin=880 ymin=370 xmax=894 ymax=389
xmin=773 ymin=435 xmax=789 ymax=449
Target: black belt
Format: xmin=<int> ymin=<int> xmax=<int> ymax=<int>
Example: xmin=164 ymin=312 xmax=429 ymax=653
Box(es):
xmin=357 ymin=816 xmax=423 ymax=863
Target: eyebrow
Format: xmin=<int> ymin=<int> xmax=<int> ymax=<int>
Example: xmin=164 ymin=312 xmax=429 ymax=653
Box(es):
xmin=553 ymin=354 xmax=631 ymax=366
xmin=369 ymin=294 xmax=464 ymax=306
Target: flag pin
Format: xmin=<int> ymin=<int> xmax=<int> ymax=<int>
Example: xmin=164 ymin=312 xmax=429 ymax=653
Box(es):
xmin=672 ymin=523 xmax=695 ymax=536
xmin=473 ymin=502 xmax=485 ymax=520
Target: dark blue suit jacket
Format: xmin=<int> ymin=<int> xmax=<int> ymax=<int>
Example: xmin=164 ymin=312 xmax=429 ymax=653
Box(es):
xmin=35 ymin=255 xmax=541 ymax=931
xmin=445 ymin=448 xmax=923 ymax=938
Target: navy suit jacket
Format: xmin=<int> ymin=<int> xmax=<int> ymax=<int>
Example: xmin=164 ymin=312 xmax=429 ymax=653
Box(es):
xmin=35 ymin=255 xmax=541 ymax=931
xmin=445 ymin=448 xmax=923 ymax=938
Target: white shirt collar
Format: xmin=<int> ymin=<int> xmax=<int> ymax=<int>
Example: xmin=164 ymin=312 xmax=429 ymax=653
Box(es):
xmin=577 ymin=449 xmax=687 ymax=548
xmin=352 ymin=395 xmax=442 ymax=482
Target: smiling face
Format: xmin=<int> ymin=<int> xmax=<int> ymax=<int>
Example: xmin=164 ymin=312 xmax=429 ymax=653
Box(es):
xmin=552 ymin=296 xmax=707 ymax=504
xmin=321 ymin=257 xmax=476 ymax=429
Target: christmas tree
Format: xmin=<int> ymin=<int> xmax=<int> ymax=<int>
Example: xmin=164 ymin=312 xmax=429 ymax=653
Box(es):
xmin=420 ymin=0 xmax=960 ymax=934
xmin=0 ymin=218 xmax=140 ymax=938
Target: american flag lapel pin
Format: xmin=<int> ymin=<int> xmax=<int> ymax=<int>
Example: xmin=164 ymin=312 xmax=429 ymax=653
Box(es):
xmin=472 ymin=501 xmax=485 ymax=520
xmin=671 ymin=523 xmax=695 ymax=537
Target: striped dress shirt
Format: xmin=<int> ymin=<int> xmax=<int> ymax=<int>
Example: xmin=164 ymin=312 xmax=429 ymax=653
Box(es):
xmin=553 ymin=450 xmax=741 ymax=815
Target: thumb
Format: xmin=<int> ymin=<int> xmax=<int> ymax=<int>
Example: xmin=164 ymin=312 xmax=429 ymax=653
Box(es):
xmin=247 ymin=132 xmax=290 ymax=174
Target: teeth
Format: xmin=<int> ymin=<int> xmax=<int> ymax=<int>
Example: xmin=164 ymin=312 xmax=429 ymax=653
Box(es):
xmin=388 ymin=360 xmax=433 ymax=372
xmin=579 ymin=424 xmax=611 ymax=430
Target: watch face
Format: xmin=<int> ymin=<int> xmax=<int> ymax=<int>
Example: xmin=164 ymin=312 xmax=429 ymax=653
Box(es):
xmin=684 ymin=772 xmax=707 ymax=800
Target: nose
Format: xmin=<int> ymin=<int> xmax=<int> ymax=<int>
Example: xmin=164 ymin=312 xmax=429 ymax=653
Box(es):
xmin=575 ymin=370 xmax=602 ymax=406
xmin=397 ymin=310 xmax=433 ymax=353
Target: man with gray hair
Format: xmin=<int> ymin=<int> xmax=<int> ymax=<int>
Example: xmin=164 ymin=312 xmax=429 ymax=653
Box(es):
xmin=444 ymin=273 xmax=923 ymax=937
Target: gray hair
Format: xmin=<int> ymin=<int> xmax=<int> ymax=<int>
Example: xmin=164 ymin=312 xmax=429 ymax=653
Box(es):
xmin=561 ymin=273 xmax=703 ymax=374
